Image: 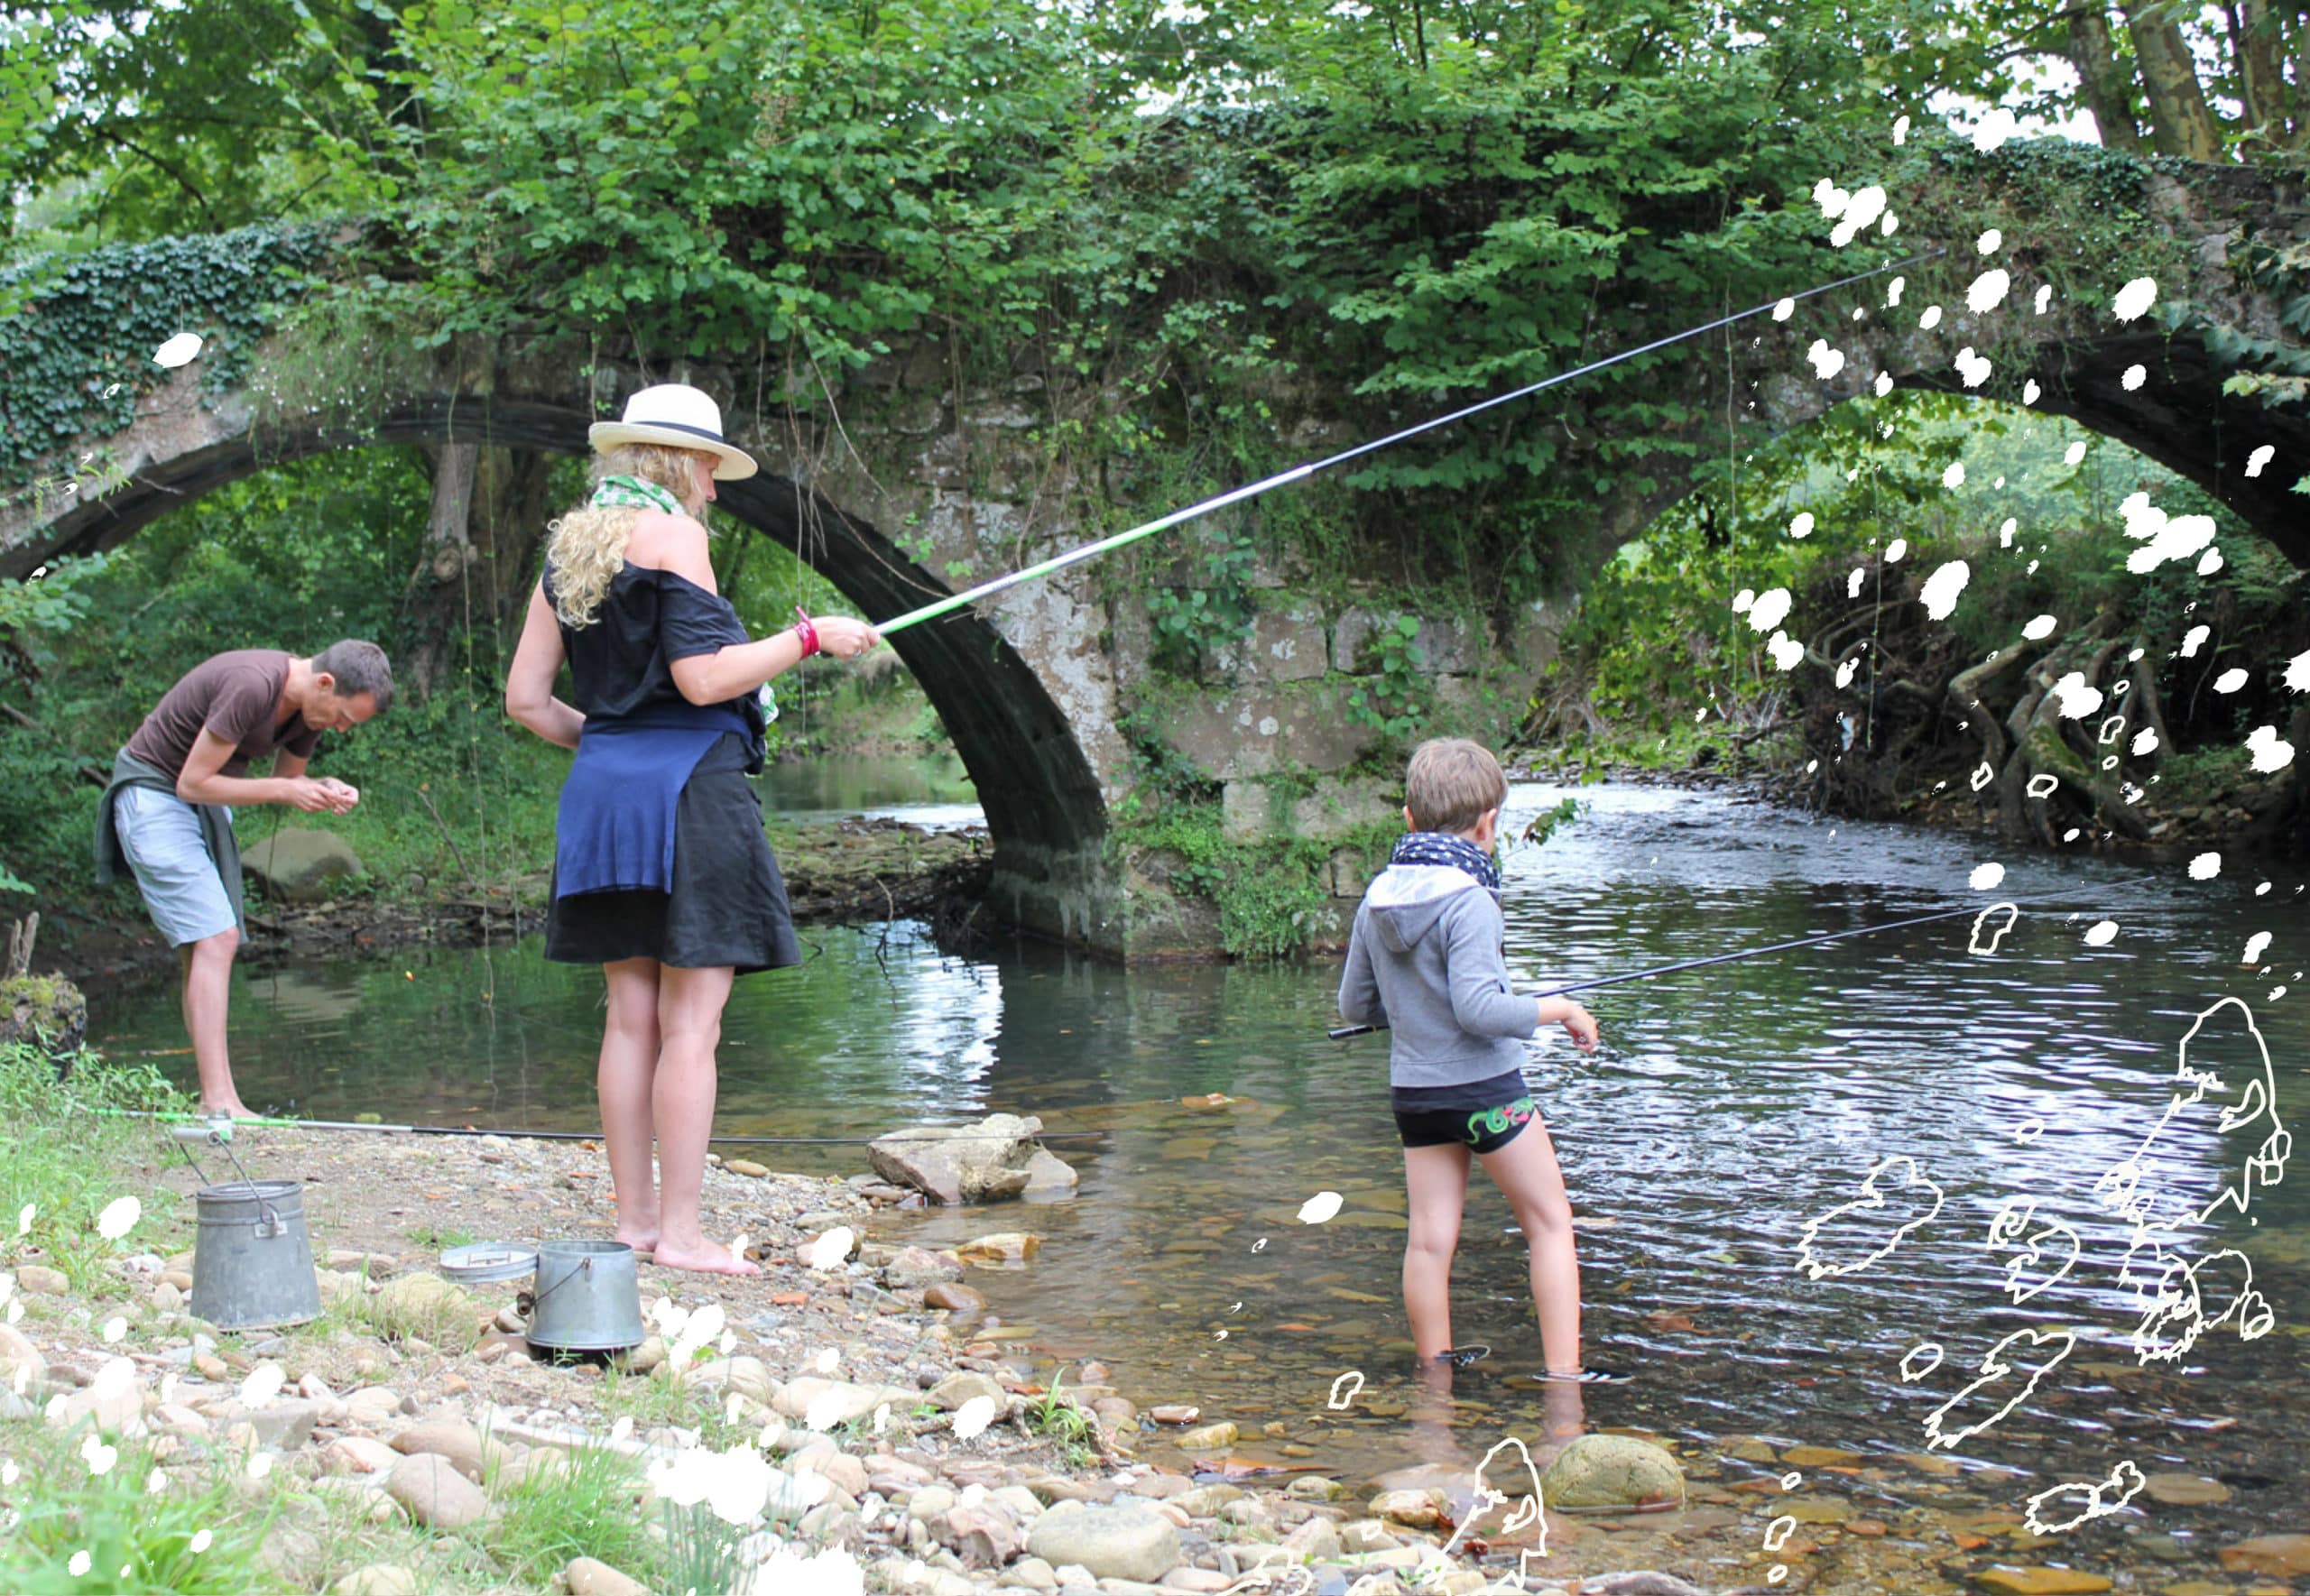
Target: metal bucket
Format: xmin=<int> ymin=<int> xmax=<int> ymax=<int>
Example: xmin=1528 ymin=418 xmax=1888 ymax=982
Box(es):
xmin=190 ymin=1180 xmax=319 ymax=1332
xmin=525 ymin=1240 xmax=642 ymax=1354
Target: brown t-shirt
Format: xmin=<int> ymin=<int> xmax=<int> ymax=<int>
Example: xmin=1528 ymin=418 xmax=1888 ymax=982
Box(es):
xmin=124 ymin=650 xmax=322 ymax=781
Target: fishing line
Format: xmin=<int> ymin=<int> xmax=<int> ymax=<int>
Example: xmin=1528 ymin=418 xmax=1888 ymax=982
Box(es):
xmin=873 ymin=250 xmax=1946 ymax=638
xmin=1326 ymin=880 xmax=2140 ymax=1039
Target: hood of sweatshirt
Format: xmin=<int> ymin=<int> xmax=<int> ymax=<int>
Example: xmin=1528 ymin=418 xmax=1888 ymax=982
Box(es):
xmin=1363 ymin=863 xmax=1494 ymax=953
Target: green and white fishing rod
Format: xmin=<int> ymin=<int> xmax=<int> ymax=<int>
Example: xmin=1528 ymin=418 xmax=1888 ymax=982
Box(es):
xmin=872 ymin=249 xmax=1944 ymax=638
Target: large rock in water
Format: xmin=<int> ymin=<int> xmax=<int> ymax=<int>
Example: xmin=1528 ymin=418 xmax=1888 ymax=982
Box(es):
xmin=869 ymin=1113 xmax=1045 ymax=1204
xmin=244 ymin=829 xmax=363 ymax=903
xmin=1537 ymin=1434 xmax=1686 ymax=1511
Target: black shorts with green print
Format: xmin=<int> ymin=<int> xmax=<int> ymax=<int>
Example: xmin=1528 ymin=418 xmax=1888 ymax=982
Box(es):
xmin=1391 ymin=1069 xmax=1538 ymax=1156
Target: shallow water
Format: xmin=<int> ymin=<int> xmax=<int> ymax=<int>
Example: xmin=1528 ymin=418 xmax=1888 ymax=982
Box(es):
xmin=88 ymin=780 xmax=2307 ymax=1583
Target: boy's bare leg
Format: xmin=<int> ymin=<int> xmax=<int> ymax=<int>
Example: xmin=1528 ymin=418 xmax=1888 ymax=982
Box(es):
xmin=1478 ymin=1118 xmax=1584 ymax=1375
xmin=1403 ymin=1143 xmax=1472 ymax=1361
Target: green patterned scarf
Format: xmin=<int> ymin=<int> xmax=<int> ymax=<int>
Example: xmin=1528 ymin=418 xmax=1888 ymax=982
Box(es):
xmin=589 ymin=474 xmax=683 ymax=514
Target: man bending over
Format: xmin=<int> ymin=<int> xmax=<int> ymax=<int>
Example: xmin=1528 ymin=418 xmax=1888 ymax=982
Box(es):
xmin=96 ymin=641 xmax=393 ymax=1117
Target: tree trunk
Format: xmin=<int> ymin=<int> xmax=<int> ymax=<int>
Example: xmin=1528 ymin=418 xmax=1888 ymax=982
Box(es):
xmin=2068 ymin=3 xmax=2148 ymax=154
xmin=2124 ymin=6 xmax=2226 ymax=159
xmin=400 ymin=445 xmax=557 ymax=702
xmin=2232 ymin=0 xmax=2295 ymax=147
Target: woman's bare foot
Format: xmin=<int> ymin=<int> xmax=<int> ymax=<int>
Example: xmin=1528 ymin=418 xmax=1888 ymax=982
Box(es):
xmin=614 ymin=1224 xmax=661 ymax=1256
xmin=199 ymin=1098 xmax=257 ymax=1121
xmin=650 ymin=1239 xmax=761 ymax=1277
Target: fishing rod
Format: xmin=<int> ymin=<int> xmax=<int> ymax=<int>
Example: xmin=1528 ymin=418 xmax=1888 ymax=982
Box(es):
xmin=873 ymin=249 xmax=1945 ymax=637
xmin=1327 ymin=883 xmax=2110 ymax=1040
xmin=95 ymin=1106 xmax=1112 ymax=1147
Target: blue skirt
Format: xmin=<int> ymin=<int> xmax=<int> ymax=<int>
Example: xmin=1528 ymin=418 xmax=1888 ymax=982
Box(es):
xmin=545 ymin=735 xmax=800 ymax=973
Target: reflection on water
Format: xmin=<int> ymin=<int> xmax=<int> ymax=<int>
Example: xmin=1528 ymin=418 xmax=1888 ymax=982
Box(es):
xmin=88 ymin=782 xmax=2306 ymax=1567
xmin=756 ymin=752 xmax=982 ymax=832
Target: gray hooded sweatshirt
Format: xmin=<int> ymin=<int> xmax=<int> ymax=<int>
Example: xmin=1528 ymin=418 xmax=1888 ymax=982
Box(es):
xmin=1337 ymin=860 xmax=1538 ymax=1089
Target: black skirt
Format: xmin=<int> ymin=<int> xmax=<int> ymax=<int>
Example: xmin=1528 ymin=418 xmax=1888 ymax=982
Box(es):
xmin=545 ymin=735 xmax=802 ymax=974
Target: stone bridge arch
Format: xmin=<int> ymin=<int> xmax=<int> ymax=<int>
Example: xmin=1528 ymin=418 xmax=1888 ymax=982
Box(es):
xmin=0 ymin=360 xmax=1124 ymax=952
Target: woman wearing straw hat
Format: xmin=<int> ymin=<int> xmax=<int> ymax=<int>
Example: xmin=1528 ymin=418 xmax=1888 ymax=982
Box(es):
xmin=507 ymin=383 xmax=879 ymax=1276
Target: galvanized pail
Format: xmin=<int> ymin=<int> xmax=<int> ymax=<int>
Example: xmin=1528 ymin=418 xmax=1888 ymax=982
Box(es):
xmin=525 ymin=1240 xmax=643 ymax=1354
xmin=190 ymin=1179 xmax=320 ymax=1332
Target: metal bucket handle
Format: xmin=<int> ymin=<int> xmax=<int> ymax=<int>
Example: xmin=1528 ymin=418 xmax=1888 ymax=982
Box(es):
xmin=170 ymin=1120 xmax=282 ymax=1232
xmin=526 ymin=1252 xmax=596 ymax=1315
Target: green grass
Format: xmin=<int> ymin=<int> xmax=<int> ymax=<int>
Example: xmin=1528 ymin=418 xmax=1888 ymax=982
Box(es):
xmin=405 ymin=1224 xmax=477 ymax=1252
xmin=0 ymin=1044 xmax=187 ymax=1296
xmin=0 ymin=1434 xmax=287 ymax=1594
xmin=484 ymin=1442 xmax=664 ymax=1589
xmin=1021 ymin=1370 xmax=1098 ymax=1467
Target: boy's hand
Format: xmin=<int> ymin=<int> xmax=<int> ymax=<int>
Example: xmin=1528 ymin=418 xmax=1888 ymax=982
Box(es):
xmin=1561 ymin=1004 xmax=1599 ymax=1053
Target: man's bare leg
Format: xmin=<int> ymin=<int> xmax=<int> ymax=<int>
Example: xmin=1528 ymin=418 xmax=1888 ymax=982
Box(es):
xmin=181 ymin=928 xmax=250 ymax=1118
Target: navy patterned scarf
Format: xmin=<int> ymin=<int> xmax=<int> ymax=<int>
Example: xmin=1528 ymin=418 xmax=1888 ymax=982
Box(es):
xmin=1391 ymin=829 xmax=1501 ymax=892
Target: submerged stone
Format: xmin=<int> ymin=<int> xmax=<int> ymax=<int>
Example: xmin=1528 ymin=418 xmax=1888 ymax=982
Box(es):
xmin=1538 ymin=1434 xmax=1686 ymax=1511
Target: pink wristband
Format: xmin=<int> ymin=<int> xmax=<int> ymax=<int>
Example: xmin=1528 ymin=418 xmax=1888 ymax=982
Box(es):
xmin=791 ymin=614 xmax=820 ymax=659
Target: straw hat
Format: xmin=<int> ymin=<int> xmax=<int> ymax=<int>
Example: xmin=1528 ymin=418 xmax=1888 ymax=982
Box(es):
xmin=587 ymin=383 xmax=759 ymax=480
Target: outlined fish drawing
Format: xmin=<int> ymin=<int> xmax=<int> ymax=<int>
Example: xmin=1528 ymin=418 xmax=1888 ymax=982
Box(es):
xmin=2094 ymin=997 xmax=2290 ymax=1361
xmin=2025 ymin=1459 xmax=2147 ymax=1536
xmin=1795 ymin=1155 xmax=1945 ymax=1279
xmin=1924 ymin=1326 xmax=2077 ymax=1451
xmin=1985 ymin=1196 xmax=2082 ymax=1306
xmin=2129 ymin=1246 xmax=2275 ymax=1362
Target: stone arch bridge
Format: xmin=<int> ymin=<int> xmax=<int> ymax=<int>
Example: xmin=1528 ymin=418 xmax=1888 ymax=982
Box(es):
xmin=4 ymin=155 xmax=2302 ymax=957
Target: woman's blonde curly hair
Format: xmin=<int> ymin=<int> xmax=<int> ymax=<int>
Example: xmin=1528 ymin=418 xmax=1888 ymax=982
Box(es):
xmin=545 ymin=443 xmax=710 ymax=628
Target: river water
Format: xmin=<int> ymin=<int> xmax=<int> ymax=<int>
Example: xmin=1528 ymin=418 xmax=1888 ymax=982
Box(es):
xmin=88 ymin=779 xmax=2306 ymax=1585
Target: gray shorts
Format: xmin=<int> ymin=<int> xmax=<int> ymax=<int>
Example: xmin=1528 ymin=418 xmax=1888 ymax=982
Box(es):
xmin=114 ymin=786 xmax=237 ymax=946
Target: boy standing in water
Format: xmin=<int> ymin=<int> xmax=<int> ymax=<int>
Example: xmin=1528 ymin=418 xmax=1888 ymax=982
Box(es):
xmin=1338 ymin=738 xmax=1619 ymax=1381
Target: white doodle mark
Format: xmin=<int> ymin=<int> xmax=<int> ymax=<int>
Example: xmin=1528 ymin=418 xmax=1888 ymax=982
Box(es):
xmin=2015 ymin=1120 xmax=2045 ymax=1142
xmin=2093 ymin=996 xmax=2292 ymax=1361
xmin=1326 ymin=1370 xmax=1365 ymax=1410
xmin=1954 ymin=346 xmax=1992 ymax=386
xmin=1788 ymin=512 xmax=1814 ymax=539
xmin=2121 ymin=364 xmax=2147 ymax=391
xmin=2130 ymin=1247 xmax=2277 ymax=1362
xmin=2111 ymin=277 xmax=2158 ymax=322
xmin=2025 ymin=1459 xmax=2146 ymax=1536
xmin=951 ymin=1394 xmax=998 ymax=1440
xmin=2084 ymin=919 xmax=2119 ymax=946
xmin=1919 ymin=560 xmax=1970 ymax=619
xmin=1970 ymin=863 xmax=2006 ymax=890
xmin=1969 ymin=903 xmax=2019 ymax=955
xmin=1941 ymin=460 xmax=1964 ymax=488
xmin=1969 ymin=761 xmax=1996 ymax=793
xmin=152 ymin=332 xmax=205 ymax=368
xmin=1298 ymin=1192 xmax=1343 ymax=1224
xmin=2245 ymin=724 xmax=2295 ymax=773
xmin=2188 ymin=852 xmax=2221 ymax=880
xmin=1748 ymin=588 xmax=1793 ymax=632
xmin=2025 ymin=773 xmax=2060 ymax=799
xmin=1437 ymin=1435 xmax=1551 ymax=1564
xmin=803 ymin=1227 xmax=854 ymax=1270
xmin=2241 ymin=932 xmax=2271 ymax=964
xmin=1771 ymin=297 xmax=1795 ymax=321
xmin=2245 ymin=444 xmax=2276 ymax=478
xmin=1924 ymin=1327 xmax=2077 ymax=1450
xmin=1984 ymin=1197 xmax=2081 ymax=1305
xmin=1806 ymin=339 xmax=1845 ymax=379
xmin=96 ymin=1196 xmax=141 ymax=1241
xmin=1976 ymin=228 xmax=2000 ymax=254
xmin=1794 ymin=1155 xmax=1945 ymax=1280
xmin=1919 ymin=304 xmax=1943 ymax=330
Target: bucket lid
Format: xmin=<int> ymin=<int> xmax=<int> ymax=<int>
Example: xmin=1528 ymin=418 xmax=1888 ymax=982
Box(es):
xmin=439 ymin=1242 xmax=538 ymax=1284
